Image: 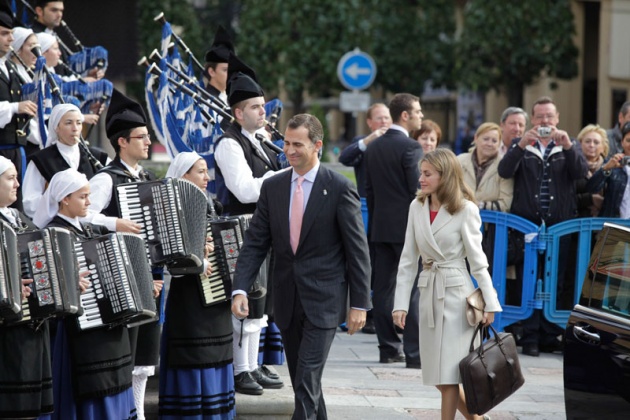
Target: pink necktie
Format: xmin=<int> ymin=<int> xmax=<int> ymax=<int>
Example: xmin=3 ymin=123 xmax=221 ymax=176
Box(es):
xmin=290 ymin=176 xmax=304 ymax=253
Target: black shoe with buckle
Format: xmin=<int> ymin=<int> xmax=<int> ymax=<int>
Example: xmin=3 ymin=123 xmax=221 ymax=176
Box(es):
xmin=234 ymin=371 xmax=264 ymax=395
xmin=251 ymin=367 xmax=284 ymax=389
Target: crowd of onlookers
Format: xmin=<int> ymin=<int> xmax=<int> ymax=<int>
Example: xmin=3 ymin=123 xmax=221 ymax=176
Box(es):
xmin=340 ymin=94 xmax=630 ymax=359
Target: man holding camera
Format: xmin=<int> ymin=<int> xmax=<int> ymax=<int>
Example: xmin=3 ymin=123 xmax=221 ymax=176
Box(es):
xmin=498 ymin=96 xmax=587 ymax=357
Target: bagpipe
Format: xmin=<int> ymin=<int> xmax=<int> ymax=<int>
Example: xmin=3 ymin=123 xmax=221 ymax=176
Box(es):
xmin=16 ymin=0 xmax=108 ymax=76
xmin=142 ymin=12 xmax=289 ymax=197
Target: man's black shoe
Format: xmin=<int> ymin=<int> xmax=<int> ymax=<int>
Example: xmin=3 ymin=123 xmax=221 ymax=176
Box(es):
xmin=406 ymin=360 xmax=421 ymax=369
xmin=379 ymin=354 xmax=405 ymax=363
xmin=251 ymin=367 xmax=284 ymax=389
xmin=234 ymin=371 xmax=264 ymax=395
xmin=540 ymin=340 xmax=564 ymax=354
xmin=362 ymin=318 xmax=376 ymax=334
xmin=522 ymin=343 xmax=540 ymax=357
xmin=260 ymin=364 xmax=280 ymax=380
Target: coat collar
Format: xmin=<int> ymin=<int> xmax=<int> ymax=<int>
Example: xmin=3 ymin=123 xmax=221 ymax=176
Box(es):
xmin=417 ymin=199 xmax=448 ymax=260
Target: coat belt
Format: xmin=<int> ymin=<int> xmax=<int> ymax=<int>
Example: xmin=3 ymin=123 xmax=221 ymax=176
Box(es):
xmin=422 ymin=258 xmax=467 ymax=328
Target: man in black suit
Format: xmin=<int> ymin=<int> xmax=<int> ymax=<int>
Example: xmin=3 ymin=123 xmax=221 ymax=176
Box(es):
xmin=232 ymin=114 xmax=371 ymax=420
xmin=365 ymin=93 xmax=422 ymax=368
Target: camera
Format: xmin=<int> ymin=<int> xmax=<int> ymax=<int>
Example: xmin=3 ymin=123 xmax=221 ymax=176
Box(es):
xmin=622 ymin=156 xmax=630 ymax=166
xmin=537 ymin=126 xmax=552 ymax=138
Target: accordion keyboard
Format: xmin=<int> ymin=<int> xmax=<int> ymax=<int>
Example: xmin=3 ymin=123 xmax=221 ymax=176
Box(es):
xmin=75 ymin=241 xmax=104 ymax=329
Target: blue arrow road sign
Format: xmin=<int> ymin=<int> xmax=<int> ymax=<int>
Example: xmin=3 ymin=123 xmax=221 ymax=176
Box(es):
xmin=337 ymin=49 xmax=377 ymax=91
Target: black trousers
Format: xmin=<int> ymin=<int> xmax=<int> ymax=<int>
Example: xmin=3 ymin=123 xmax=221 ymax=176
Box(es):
xmin=372 ymin=242 xmax=420 ymax=362
xmin=280 ymin=292 xmax=336 ymax=420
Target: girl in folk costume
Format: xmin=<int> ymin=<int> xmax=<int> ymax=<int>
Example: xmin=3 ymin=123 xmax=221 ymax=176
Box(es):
xmin=393 ymin=149 xmax=502 ymax=420
xmin=33 ymin=168 xmax=136 ymax=419
xmin=159 ymin=152 xmax=235 ymax=419
xmin=0 ymin=156 xmax=53 ymax=418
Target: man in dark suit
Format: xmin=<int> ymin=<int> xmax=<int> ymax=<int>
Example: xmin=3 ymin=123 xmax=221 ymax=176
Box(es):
xmin=232 ymin=114 xmax=371 ymax=420
xmin=365 ymin=93 xmax=423 ymax=368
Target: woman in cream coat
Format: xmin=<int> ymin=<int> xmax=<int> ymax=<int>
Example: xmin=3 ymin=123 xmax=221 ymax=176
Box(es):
xmin=457 ymin=122 xmax=513 ymax=211
xmin=393 ymin=149 xmax=502 ymax=420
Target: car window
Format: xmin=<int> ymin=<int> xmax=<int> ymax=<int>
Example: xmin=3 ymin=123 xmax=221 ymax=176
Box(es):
xmin=584 ymin=228 xmax=630 ymax=319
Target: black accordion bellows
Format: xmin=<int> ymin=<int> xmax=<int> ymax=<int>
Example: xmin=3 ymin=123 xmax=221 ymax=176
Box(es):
xmin=117 ymin=178 xmax=207 ymax=274
xmin=0 ymin=221 xmax=22 ymax=321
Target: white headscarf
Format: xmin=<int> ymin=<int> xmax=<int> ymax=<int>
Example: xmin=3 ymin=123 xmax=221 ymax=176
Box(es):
xmin=11 ymin=27 xmax=35 ymax=53
xmin=46 ymin=104 xmax=84 ymax=147
xmin=33 ymin=168 xmax=88 ymax=228
xmin=36 ymin=32 xmax=56 ymax=54
xmin=165 ymin=151 xmax=203 ymax=179
xmin=0 ymin=156 xmax=14 ymax=176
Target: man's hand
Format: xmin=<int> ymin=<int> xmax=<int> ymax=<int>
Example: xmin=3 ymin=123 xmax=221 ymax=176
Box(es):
xmin=518 ymin=127 xmax=539 ymax=149
xmin=552 ymin=129 xmax=572 ymax=150
xmin=116 ymin=218 xmax=141 ymax=234
xmin=363 ymin=127 xmax=388 ymax=147
xmin=346 ymin=308 xmax=366 ymax=335
xmin=393 ymin=310 xmax=407 ymax=329
xmin=232 ymin=294 xmax=249 ymax=319
xmin=18 ymin=100 xmax=37 ymax=116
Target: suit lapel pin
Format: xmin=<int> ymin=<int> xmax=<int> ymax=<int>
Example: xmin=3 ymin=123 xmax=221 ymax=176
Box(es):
xmin=323 ymin=189 xmax=327 ymax=196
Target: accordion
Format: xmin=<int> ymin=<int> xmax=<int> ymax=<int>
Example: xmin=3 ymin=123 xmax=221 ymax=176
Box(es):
xmin=75 ymin=233 xmax=156 ymax=331
xmin=0 ymin=221 xmax=22 ymax=322
xmin=117 ymin=178 xmax=207 ymax=274
xmin=15 ymin=227 xmax=81 ymax=323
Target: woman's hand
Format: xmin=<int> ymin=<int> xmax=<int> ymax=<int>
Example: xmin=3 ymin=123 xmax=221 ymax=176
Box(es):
xmin=603 ymin=153 xmax=625 ymax=171
xmin=204 ymin=259 xmax=213 ymax=276
xmin=482 ymin=312 xmax=495 ymax=326
xmin=78 ymin=271 xmax=91 ymax=294
xmin=21 ymin=279 xmax=33 ymax=300
xmin=393 ymin=310 xmax=407 ymax=329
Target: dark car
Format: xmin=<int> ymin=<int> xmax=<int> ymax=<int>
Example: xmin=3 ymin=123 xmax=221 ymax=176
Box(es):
xmin=564 ymin=223 xmax=630 ymax=418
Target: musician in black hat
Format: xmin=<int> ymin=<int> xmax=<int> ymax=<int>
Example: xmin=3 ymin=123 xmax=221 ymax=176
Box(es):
xmin=204 ymin=25 xmax=232 ymax=107
xmin=0 ymin=3 xmax=37 ymax=209
xmin=87 ymin=88 xmax=164 ymax=420
xmin=214 ymin=53 xmax=285 ymax=395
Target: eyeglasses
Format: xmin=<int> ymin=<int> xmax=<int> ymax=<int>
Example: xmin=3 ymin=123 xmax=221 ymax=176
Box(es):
xmin=128 ymin=134 xmax=151 ymax=141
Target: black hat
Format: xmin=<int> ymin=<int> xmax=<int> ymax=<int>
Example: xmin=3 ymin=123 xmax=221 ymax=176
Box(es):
xmin=204 ymin=25 xmax=234 ymax=64
xmin=105 ymin=88 xmax=147 ymax=139
xmin=35 ymin=0 xmax=63 ymax=8
xmin=0 ymin=1 xmax=18 ymax=29
xmin=226 ymin=53 xmax=264 ymax=107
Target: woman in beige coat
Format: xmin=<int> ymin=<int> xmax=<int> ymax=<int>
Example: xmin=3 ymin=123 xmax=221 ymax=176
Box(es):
xmin=457 ymin=122 xmax=513 ymax=211
xmin=393 ymin=149 xmax=502 ymax=420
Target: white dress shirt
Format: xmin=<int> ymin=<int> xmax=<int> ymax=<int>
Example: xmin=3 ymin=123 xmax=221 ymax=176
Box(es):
xmin=86 ymin=159 xmax=145 ymax=231
xmin=214 ymin=126 xmax=280 ymax=204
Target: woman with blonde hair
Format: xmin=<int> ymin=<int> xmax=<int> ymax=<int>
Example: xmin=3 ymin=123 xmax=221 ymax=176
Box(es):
xmin=457 ymin=122 xmax=513 ymax=211
xmin=393 ymin=148 xmax=501 ymax=420
xmin=576 ymin=124 xmax=608 ymax=217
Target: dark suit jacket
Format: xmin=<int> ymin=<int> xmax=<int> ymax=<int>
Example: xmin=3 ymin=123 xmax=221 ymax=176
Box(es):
xmin=233 ymin=165 xmax=371 ymax=330
xmin=365 ymin=128 xmax=421 ymax=243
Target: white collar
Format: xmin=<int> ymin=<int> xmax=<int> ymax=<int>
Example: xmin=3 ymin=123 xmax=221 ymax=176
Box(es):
xmin=291 ymin=162 xmax=320 ymax=183
xmin=57 ymin=213 xmax=83 ymax=231
xmin=389 ymin=124 xmax=409 ymax=137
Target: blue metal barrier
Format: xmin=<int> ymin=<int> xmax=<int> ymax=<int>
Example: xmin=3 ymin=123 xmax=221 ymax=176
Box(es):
xmin=479 ymin=211 xmax=540 ymax=331
xmin=542 ymin=217 xmax=630 ymax=328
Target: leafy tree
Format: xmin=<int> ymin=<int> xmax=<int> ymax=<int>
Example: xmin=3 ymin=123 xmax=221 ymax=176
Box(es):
xmin=454 ymin=0 xmax=579 ymax=105
xmin=237 ymin=0 xmax=455 ymax=112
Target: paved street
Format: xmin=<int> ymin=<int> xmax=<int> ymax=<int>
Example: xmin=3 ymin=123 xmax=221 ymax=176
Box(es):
xmin=146 ymin=328 xmax=565 ymax=419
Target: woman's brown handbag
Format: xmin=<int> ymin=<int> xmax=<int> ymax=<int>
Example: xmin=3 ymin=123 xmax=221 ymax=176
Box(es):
xmin=459 ymin=324 xmax=525 ymax=415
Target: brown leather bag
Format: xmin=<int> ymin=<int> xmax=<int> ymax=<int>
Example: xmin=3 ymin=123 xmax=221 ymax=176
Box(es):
xmin=459 ymin=324 xmax=525 ymax=415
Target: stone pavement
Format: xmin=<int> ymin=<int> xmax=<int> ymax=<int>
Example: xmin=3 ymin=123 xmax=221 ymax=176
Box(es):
xmin=145 ymin=329 xmax=566 ymax=419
